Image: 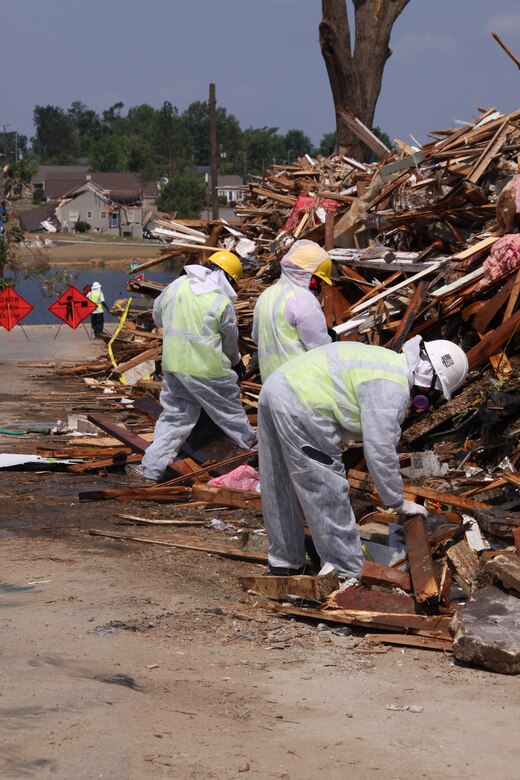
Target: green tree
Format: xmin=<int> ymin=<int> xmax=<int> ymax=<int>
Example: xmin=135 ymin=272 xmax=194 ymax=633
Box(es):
xmin=283 ymin=129 xmax=314 ymax=161
xmin=68 ymin=101 xmax=101 ymax=158
xmin=243 ymin=127 xmax=285 ymax=174
xmin=157 ymin=174 xmax=206 ymax=218
xmin=88 ymin=135 xmax=128 ymax=172
xmin=318 ymin=131 xmax=336 ymax=156
xmin=182 ymin=101 xmax=243 ymax=169
xmin=152 ymin=101 xmax=192 ymax=176
xmin=32 ymin=105 xmax=76 ymax=161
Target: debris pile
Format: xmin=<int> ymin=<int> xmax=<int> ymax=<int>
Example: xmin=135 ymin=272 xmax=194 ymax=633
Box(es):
xmin=10 ymin=106 xmax=520 ymax=673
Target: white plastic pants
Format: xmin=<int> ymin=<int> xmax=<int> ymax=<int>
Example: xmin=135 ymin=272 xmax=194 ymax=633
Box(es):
xmin=258 ymin=373 xmax=364 ymax=578
xmin=142 ymin=372 xmax=256 ymax=481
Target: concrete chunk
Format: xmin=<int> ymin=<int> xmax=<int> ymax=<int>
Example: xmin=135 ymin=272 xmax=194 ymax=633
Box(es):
xmin=451 ymin=586 xmax=520 ymax=674
xmin=485 ymin=554 xmax=520 ymax=595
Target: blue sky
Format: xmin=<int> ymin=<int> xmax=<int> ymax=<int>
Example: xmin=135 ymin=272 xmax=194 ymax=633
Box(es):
xmin=3 ymin=0 xmax=520 ymax=148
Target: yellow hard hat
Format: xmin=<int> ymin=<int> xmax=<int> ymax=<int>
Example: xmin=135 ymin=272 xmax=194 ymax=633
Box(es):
xmin=208 ymin=250 xmax=243 ymax=285
xmin=313 ymin=258 xmax=333 ymax=285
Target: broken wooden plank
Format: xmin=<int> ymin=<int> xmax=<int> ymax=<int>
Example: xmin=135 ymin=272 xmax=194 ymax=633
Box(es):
xmin=114 ymin=513 xmax=207 ymax=527
xmin=79 ymin=485 xmax=191 ymax=502
xmin=365 ymin=633 xmax=452 ymax=652
xmin=265 ymin=603 xmax=451 ymax=636
xmin=446 ymin=539 xmax=479 ymax=596
xmin=88 ymin=528 xmax=268 ymax=563
xmin=332 ymin=587 xmax=417 ymax=614
xmin=466 ymin=309 xmax=520 ymax=369
xmin=389 ymin=279 xmax=428 ymax=351
xmin=359 ymin=560 xmax=411 ymax=592
xmin=191 ymin=484 xmax=262 ymax=511
xmin=403 ymin=515 xmax=440 ymax=605
xmin=238 ymin=569 xmax=339 ymax=601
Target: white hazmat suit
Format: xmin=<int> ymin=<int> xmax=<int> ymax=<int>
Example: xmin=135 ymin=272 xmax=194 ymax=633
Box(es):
xmin=258 ymin=338 xmax=425 ymax=578
xmin=252 ymin=243 xmax=332 ymax=381
xmin=142 ymin=265 xmax=256 ymax=481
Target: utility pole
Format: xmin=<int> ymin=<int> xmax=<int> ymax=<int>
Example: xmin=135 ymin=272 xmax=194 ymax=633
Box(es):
xmin=208 ymin=83 xmax=219 ymax=220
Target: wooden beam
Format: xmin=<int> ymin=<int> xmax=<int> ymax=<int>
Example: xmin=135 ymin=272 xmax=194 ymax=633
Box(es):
xmin=265 ymin=603 xmax=452 ymax=636
xmin=360 ymin=560 xmax=411 ymax=592
xmin=389 ymin=280 xmax=428 ymax=351
xmin=466 ymin=309 xmax=520 ymax=369
xmin=332 ymin=588 xmax=417 ymax=614
xmin=238 ymin=569 xmax=339 ymax=601
xmin=365 ymin=633 xmax=452 ymax=652
xmin=89 ymin=529 xmax=268 ymax=563
xmin=191 ymin=484 xmax=262 ymax=511
xmin=403 ymin=515 xmax=440 ymax=605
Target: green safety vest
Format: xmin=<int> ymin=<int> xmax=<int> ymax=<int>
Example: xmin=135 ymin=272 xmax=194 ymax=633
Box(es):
xmin=280 ymin=342 xmax=410 ymax=432
xmin=161 ymin=277 xmax=230 ymax=378
xmin=89 ymin=290 xmax=104 ymax=313
xmin=255 ymin=281 xmax=306 ymax=380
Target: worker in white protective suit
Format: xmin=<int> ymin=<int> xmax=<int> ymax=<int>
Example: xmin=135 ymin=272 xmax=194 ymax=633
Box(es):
xmin=140 ymin=251 xmax=256 ymax=482
xmin=252 ymin=240 xmax=334 ymax=381
xmin=258 ymin=335 xmax=469 ymax=578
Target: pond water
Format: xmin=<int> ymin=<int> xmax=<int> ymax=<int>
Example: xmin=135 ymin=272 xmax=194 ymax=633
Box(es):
xmin=5 ymin=267 xmax=176 ymax=325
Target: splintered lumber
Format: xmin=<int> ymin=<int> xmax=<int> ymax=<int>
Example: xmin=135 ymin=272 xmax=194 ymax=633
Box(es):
xmin=446 ymin=539 xmax=479 ymax=596
xmin=112 ymin=346 xmax=162 ymax=375
xmin=514 ymin=528 xmax=520 ymax=556
xmin=114 ymin=513 xmax=207 ymax=527
xmin=86 ymin=412 xmax=195 ymax=477
xmin=88 ymin=529 xmax=268 ymax=563
xmin=238 ymin=569 xmax=339 ymax=601
xmin=265 ymin=603 xmax=451 ymax=637
xmin=360 ymin=560 xmax=411 ymax=592
xmin=389 ymin=280 xmax=428 ymax=351
xmin=332 ymin=588 xmax=417 ymax=614
xmin=466 ymin=309 xmax=520 ymax=369
xmin=348 ymin=469 xmax=492 ymax=513
xmin=66 ymin=452 xmax=141 ymax=473
xmin=404 ymin=515 xmax=440 ymax=605
xmin=365 ymin=634 xmax=452 ymax=652
xmin=79 ymin=485 xmax=191 ymax=503
xmin=191 ymin=484 xmax=262 ymax=511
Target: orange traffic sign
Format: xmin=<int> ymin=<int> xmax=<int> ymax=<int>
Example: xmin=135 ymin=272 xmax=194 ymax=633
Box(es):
xmin=0 ymin=287 xmax=34 ymax=331
xmin=48 ymin=285 xmax=96 ymax=328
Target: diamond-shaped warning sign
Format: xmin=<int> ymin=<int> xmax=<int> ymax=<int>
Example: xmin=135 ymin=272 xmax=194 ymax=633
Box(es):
xmin=0 ymin=287 xmax=34 ymax=331
xmin=48 ymin=285 xmax=96 ymax=329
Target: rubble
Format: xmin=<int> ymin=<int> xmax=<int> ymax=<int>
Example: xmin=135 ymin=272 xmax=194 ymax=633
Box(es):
xmin=8 ymin=105 xmax=520 ymax=674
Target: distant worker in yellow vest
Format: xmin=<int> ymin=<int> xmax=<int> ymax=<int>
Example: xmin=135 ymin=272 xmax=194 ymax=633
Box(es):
xmin=140 ymin=251 xmax=256 ymax=483
xmin=86 ymin=281 xmax=109 ymax=339
xmin=258 ymin=336 xmax=469 ymax=579
xmin=252 ymin=240 xmax=333 ymax=382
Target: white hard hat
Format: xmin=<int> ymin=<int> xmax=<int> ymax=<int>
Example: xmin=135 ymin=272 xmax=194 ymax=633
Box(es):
xmin=422 ymin=340 xmax=469 ymax=400
xmin=91 ymin=281 xmax=101 ymax=290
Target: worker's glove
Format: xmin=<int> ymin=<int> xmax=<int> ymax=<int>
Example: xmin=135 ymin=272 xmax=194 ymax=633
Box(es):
xmin=327 ymin=327 xmax=338 ymax=343
xmin=232 ymin=359 xmax=246 ymax=380
xmin=395 ymin=499 xmax=429 ymax=518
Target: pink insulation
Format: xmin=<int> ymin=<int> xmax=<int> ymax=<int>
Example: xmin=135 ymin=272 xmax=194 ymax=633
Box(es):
xmin=207 ymin=464 xmax=260 ymax=493
xmin=479 ymin=234 xmax=520 ymax=288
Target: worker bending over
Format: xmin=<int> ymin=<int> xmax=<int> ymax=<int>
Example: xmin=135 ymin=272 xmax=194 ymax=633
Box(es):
xmin=141 ymin=251 xmax=256 ymax=482
xmin=258 ymin=336 xmax=469 ymax=578
xmin=252 ymin=239 xmax=333 ymax=381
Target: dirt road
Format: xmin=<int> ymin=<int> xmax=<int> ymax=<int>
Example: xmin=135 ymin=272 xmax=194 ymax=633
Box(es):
xmin=1 ymin=331 xmax=519 ymax=779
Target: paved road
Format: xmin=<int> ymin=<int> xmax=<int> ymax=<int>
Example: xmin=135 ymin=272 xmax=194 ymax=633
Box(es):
xmin=0 ymin=324 xmax=114 ymax=363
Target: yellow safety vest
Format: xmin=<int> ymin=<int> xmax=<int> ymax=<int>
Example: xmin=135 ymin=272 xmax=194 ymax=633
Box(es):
xmin=89 ymin=290 xmax=104 ymax=313
xmin=255 ymin=281 xmax=306 ymax=380
xmin=280 ymin=342 xmax=410 ymax=432
xmin=161 ymin=277 xmax=230 ymax=378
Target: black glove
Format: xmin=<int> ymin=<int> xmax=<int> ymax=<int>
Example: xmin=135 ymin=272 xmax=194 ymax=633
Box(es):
xmin=327 ymin=327 xmax=338 ymax=343
xmin=232 ymin=359 xmax=246 ymax=380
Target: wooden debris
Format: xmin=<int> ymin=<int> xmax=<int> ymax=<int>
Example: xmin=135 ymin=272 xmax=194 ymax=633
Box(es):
xmin=238 ymin=569 xmax=339 ymax=601
xmin=403 ymin=515 xmax=440 ymax=605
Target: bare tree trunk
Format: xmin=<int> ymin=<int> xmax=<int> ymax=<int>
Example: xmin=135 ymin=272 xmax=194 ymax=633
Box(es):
xmin=320 ymin=0 xmax=410 ymax=161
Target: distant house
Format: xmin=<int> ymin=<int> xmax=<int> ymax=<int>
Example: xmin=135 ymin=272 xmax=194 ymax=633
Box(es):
xmin=216 ymin=175 xmax=247 ymax=204
xmin=28 ymin=166 xmax=159 ymax=237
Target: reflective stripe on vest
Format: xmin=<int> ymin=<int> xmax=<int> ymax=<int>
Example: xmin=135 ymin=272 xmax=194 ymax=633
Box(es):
xmin=280 ymin=343 xmax=410 ymax=431
xmin=255 ymin=280 xmax=306 ymax=380
xmin=162 ymin=277 xmax=229 ymax=378
xmin=89 ymin=290 xmax=103 ymax=312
